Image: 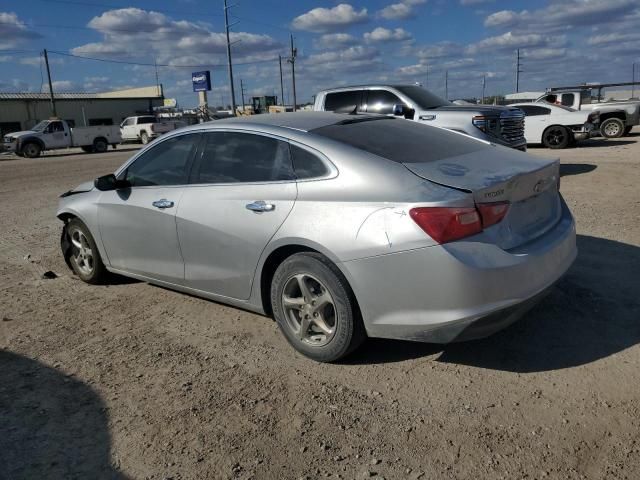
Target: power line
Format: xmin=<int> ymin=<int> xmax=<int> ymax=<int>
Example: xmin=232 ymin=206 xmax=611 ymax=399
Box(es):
xmin=47 ymin=50 xmax=284 ymax=68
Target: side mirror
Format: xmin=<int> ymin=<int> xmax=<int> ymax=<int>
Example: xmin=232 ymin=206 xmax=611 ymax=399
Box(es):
xmin=392 ymin=104 xmax=415 ymax=119
xmin=94 ymin=173 xmax=130 ymax=191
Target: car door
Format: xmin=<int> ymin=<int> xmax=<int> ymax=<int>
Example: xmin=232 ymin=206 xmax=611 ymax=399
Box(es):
xmin=519 ymin=105 xmax=550 ymax=143
xmin=97 ymin=132 xmax=200 ymax=283
xmin=120 ymin=118 xmax=135 ymax=140
xmin=42 ymin=120 xmax=69 ymax=149
xmin=176 ymin=130 xmax=297 ymax=299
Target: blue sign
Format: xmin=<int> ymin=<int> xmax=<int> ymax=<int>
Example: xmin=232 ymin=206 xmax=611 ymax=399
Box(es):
xmin=192 ymin=71 xmax=211 ymax=92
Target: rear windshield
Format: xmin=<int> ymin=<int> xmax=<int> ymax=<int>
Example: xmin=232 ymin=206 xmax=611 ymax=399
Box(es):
xmin=311 ymin=118 xmax=486 ymax=163
xmin=394 ymin=86 xmax=450 ymax=109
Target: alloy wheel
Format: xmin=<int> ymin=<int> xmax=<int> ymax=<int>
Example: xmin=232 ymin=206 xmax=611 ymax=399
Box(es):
xmin=545 ymin=128 xmax=566 ymax=146
xmin=281 ymin=274 xmax=337 ymax=347
xmin=70 ymin=228 xmax=94 ymax=276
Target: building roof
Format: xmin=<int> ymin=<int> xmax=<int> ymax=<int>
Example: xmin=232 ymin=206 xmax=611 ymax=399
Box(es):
xmin=0 ymin=85 xmax=163 ymax=101
xmin=504 ymin=91 xmax=545 ymax=100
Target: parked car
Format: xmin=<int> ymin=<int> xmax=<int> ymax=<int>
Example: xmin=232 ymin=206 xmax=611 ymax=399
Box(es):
xmin=536 ymin=88 xmax=640 ymax=138
xmin=314 ymin=84 xmax=527 ymax=151
xmin=510 ymin=103 xmax=599 ymax=149
xmin=2 ymin=119 xmax=121 ymax=158
xmin=120 ymin=115 xmax=181 ymax=144
xmin=57 ymin=113 xmax=576 ymax=362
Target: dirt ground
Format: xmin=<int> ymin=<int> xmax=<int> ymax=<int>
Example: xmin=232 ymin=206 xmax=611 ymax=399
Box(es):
xmin=1 ymin=134 xmax=639 ymax=480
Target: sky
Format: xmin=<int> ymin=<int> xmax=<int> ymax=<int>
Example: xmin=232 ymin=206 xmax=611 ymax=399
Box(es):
xmin=1 ymin=0 xmax=639 ymax=108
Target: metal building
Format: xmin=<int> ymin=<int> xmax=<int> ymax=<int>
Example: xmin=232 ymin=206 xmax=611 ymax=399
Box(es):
xmin=0 ymin=86 xmax=164 ymax=136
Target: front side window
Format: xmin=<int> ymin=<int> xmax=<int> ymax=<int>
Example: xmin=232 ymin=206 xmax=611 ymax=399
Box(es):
xmin=324 ymin=91 xmax=363 ymax=113
xmin=125 ymin=134 xmax=199 ymax=187
xmin=366 ymin=90 xmax=404 ymax=114
xmin=193 ymin=132 xmax=294 ymax=184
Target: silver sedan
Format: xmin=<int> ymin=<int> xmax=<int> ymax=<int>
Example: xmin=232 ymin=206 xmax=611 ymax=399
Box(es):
xmin=57 ymin=112 xmax=577 ymax=362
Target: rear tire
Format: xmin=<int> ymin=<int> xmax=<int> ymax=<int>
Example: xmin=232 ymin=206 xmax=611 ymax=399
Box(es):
xmin=600 ymin=118 xmax=625 ymax=138
xmin=140 ymin=131 xmax=149 ymax=144
xmin=542 ymin=126 xmax=570 ymax=149
xmin=93 ymin=138 xmax=108 ymax=153
xmin=270 ymin=252 xmax=365 ymax=362
xmin=65 ymin=219 xmax=108 ymax=284
xmin=21 ymin=142 xmax=41 ymax=158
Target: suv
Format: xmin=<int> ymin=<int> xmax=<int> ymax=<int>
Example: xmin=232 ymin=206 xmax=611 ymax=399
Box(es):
xmin=314 ymin=85 xmax=527 ymax=150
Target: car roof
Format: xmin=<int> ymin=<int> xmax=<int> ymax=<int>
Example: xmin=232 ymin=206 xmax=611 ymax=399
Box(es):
xmin=182 ymin=112 xmax=381 ymax=133
xmin=316 ymin=84 xmax=421 ymax=94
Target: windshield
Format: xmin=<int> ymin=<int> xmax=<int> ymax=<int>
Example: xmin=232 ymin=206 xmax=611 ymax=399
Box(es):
xmin=32 ymin=121 xmax=50 ymax=132
xmin=394 ymin=86 xmax=451 ymax=109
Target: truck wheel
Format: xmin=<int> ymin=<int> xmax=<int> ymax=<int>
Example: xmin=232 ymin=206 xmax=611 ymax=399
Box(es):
xmin=623 ymin=126 xmax=633 ymax=136
xmin=600 ymin=118 xmax=624 ymax=138
xmin=93 ymin=138 xmax=108 ymax=153
xmin=542 ymin=126 xmax=570 ymax=149
xmin=140 ymin=132 xmax=149 ymax=144
xmin=22 ymin=142 xmax=41 ymax=158
xmin=81 ymin=146 xmax=94 ymax=153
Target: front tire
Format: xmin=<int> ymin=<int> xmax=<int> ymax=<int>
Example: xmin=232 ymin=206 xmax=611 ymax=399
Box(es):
xmin=542 ymin=126 xmax=570 ymax=149
xmin=270 ymin=252 xmax=365 ymax=362
xmin=22 ymin=142 xmax=41 ymax=158
xmin=65 ymin=219 xmax=108 ymax=284
xmin=600 ymin=118 xmax=625 ymax=138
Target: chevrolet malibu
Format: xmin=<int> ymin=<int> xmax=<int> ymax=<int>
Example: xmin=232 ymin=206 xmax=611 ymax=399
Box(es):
xmin=57 ymin=112 xmax=577 ymax=362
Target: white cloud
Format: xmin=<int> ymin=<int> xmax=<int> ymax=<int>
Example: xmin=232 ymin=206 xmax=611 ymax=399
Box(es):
xmin=72 ymin=8 xmax=282 ymax=64
xmin=466 ymin=32 xmax=563 ymax=54
xmin=378 ymin=0 xmax=427 ymax=20
xmin=587 ymin=31 xmax=640 ymax=46
xmin=460 ymin=0 xmax=494 ymax=5
xmin=364 ymin=27 xmax=411 ymax=43
xmin=0 ymin=12 xmax=41 ymax=49
xmin=315 ymin=33 xmax=357 ymax=49
xmin=291 ymin=4 xmax=368 ymax=33
xmin=41 ymin=80 xmax=78 ymax=92
xmin=415 ymin=41 xmax=463 ymax=59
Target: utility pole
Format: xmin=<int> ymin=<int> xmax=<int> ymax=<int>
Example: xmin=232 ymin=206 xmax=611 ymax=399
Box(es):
xmin=633 ymin=63 xmax=636 ymax=98
xmin=288 ymin=34 xmax=297 ymax=112
xmin=515 ymin=49 xmax=522 ymax=93
xmin=278 ymin=55 xmax=285 ymax=107
xmin=481 ymin=74 xmax=486 ymax=104
xmin=154 ymin=58 xmax=160 ymax=97
xmin=43 ymin=49 xmax=57 ymax=117
xmin=445 ymin=70 xmax=448 ymax=100
xmin=223 ymin=0 xmax=237 ymax=115
xmin=240 ymin=78 xmax=246 ymax=113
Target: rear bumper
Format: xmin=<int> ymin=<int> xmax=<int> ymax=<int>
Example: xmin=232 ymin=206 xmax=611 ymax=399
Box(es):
xmin=342 ymin=199 xmax=576 ymax=343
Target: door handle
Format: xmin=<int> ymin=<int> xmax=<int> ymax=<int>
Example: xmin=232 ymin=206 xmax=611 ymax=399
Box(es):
xmin=152 ymin=199 xmax=174 ymax=209
xmin=246 ymin=200 xmax=275 ymax=213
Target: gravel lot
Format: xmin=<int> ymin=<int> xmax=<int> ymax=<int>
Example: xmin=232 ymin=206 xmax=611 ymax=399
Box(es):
xmin=1 ymin=134 xmax=639 ymax=480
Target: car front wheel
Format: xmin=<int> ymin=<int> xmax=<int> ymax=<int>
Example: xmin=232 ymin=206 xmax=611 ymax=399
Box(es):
xmin=542 ymin=126 xmax=571 ymax=149
xmin=270 ymin=252 xmax=365 ymax=362
xmin=65 ymin=219 xmax=108 ymax=284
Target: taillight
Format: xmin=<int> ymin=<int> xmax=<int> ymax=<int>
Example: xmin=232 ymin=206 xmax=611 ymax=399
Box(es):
xmin=477 ymin=202 xmax=509 ymax=227
xmin=410 ymin=203 xmax=510 ymax=244
xmin=410 ymin=207 xmax=482 ymax=244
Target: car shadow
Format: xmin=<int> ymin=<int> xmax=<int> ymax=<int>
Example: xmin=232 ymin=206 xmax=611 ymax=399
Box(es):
xmin=347 ymin=234 xmax=640 ymax=372
xmin=0 ymin=351 xmax=129 ymax=479
xmin=575 ymin=139 xmax=636 ymax=148
xmin=559 ymin=163 xmax=597 ymax=177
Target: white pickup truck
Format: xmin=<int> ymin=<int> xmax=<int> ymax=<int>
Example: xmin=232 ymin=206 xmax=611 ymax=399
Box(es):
xmin=120 ymin=115 xmax=181 ymax=144
xmin=2 ymin=119 xmax=121 ymax=158
xmin=536 ymin=87 xmax=640 ymax=138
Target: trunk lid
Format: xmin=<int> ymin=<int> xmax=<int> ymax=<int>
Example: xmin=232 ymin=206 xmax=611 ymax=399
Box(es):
xmin=403 ymin=145 xmax=562 ymax=249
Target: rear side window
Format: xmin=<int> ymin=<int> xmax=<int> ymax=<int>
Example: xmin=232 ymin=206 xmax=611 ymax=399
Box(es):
xmin=365 ymin=90 xmax=404 ymax=114
xmin=519 ymin=105 xmax=550 ymax=116
xmin=312 ymin=118 xmax=486 ymax=164
xmin=137 ymin=116 xmax=157 ymax=124
xmin=561 ymin=94 xmax=574 ymax=107
xmin=126 ymin=134 xmax=199 ymax=186
xmin=290 ymin=145 xmax=329 ymax=179
xmin=324 ymin=91 xmax=363 ymax=113
xmin=193 ymin=132 xmax=294 ymax=184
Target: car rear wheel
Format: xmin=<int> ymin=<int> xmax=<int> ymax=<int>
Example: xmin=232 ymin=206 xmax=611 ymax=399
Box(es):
xmin=542 ymin=126 xmax=570 ymax=149
xmin=65 ymin=219 xmax=108 ymax=284
xmin=22 ymin=142 xmax=41 ymax=158
xmin=270 ymin=252 xmax=365 ymax=362
xmin=93 ymin=138 xmax=108 ymax=153
xmin=140 ymin=131 xmax=149 ymax=144
xmin=600 ymin=118 xmax=624 ymax=138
